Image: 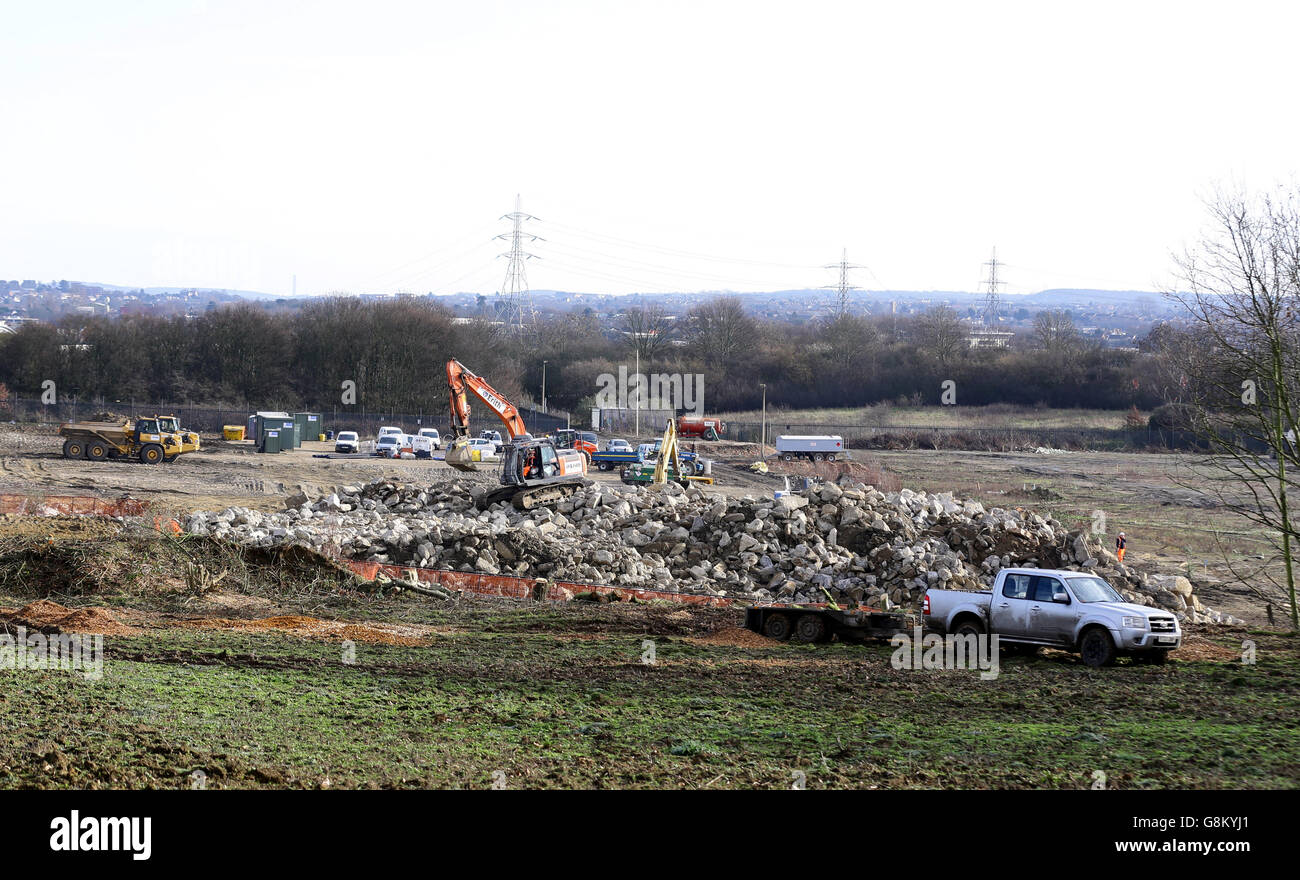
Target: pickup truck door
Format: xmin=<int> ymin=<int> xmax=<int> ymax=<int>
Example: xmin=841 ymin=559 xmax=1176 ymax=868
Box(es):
xmin=990 ymin=574 xmax=1032 ymax=637
xmin=1027 ymin=576 xmax=1077 ymax=644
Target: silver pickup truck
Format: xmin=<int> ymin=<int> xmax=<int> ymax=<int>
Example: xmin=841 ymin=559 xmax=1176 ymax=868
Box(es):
xmin=923 ymin=568 xmax=1181 ymax=667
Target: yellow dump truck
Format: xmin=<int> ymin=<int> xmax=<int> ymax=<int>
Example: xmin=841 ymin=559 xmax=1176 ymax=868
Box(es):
xmin=154 ymin=414 xmax=201 ymax=453
xmin=58 ymin=416 xmax=189 ymax=464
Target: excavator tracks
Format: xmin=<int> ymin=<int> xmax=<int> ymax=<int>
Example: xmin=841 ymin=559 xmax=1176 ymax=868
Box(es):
xmin=474 ymin=479 xmax=590 ymax=511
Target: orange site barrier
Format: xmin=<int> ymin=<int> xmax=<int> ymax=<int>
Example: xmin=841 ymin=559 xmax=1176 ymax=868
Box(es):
xmin=0 ymin=493 xmax=151 ymax=517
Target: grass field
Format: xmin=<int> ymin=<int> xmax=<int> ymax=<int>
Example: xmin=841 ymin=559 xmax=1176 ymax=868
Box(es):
xmin=717 ymin=404 xmax=1137 ymax=430
xmin=3 ymin=594 xmax=1295 ymax=790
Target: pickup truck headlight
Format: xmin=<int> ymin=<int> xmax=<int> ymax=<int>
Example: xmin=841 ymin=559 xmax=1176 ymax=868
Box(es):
xmin=1122 ymin=616 xmax=1147 ymax=629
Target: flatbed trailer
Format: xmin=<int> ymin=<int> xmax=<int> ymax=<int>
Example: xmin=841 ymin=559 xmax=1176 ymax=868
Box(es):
xmin=745 ymin=604 xmax=910 ymax=643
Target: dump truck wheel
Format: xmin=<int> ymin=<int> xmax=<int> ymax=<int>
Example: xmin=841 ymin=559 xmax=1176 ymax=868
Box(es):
xmin=782 ymin=453 xmax=794 ymax=462
xmin=62 ymin=439 xmax=85 ymax=458
xmin=794 ymin=613 xmax=827 ymax=643
xmin=87 ymin=442 xmax=108 ymax=461
xmin=762 ymin=613 xmax=792 ymax=641
xmin=139 ymin=444 xmax=164 ymax=465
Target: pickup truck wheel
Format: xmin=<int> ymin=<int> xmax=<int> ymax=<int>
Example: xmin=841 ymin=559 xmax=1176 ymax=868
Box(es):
xmin=139 ymin=444 xmax=164 ymax=465
xmin=62 ymin=439 xmax=85 ymax=459
xmin=1080 ymin=628 xmax=1117 ymax=667
xmin=763 ymin=613 xmax=793 ymax=641
xmin=794 ymin=614 xmax=827 ymax=643
xmin=954 ymin=619 xmax=984 ymax=638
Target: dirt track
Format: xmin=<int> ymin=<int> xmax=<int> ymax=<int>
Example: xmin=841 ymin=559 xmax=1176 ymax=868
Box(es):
xmin=0 ymin=430 xmax=787 ymax=512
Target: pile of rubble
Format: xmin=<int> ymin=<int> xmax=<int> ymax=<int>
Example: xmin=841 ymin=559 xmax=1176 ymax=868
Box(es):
xmin=183 ymin=478 xmax=1241 ymax=625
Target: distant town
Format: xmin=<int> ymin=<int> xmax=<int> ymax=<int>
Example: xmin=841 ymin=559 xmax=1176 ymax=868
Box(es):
xmin=0 ymin=277 xmax=1176 ymax=351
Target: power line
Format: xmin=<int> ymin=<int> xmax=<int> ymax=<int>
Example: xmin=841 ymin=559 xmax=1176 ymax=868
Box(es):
xmin=545 ymin=220 xmax=820 ymax=270
xmin=981 ymin=246 xmax=1005 ymax=326
xmin=495 ymin=194 xmax=542 ymax=332
xmin=822 ymin=248 xmax=865 ymax=317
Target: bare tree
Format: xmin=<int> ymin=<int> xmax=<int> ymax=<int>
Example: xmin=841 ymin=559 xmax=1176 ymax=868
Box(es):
xmin=687 ymin=296 xmax=756 ymax=371
xmin=1166 ymin=186 xmax=1300 ymax=629
xmin=620 ymin=304 xmax=677 ymax=363
xmin=1031 ymin=309 xmax=1078 ymax=349
xmin=914 ymin=305 xmax=966 ymax=369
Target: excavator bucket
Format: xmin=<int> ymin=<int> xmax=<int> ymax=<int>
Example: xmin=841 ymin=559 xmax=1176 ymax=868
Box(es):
xmin=445 ymin=438 xmax=478 ymax=472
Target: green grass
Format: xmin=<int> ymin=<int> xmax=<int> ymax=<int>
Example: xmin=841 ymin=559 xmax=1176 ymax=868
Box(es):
xmin=716 ymin=404 xmax=1133 ymax=430
xmin=3 ymin=609 xmax=1295 ymax=789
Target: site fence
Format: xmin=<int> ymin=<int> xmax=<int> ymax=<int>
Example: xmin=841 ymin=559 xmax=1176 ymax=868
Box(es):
xmin=4 ymin=396 xmax=574 ymax=438
xmin=725 ymin=421 xmax=1225 ymax=452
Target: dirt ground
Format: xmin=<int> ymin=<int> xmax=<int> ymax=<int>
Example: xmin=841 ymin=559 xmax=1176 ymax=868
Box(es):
xmin=0 ymin=427 xmax=1283 ymax=625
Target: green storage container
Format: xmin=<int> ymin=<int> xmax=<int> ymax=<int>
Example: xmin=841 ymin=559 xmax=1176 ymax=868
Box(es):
xmin=293 ymin=413 xmax=307 ymax=448
xmin=260 ymin=428 xmax=282 ymax=454
xmin=301 ymin=412 xmax=321 ymax=444
xmin=278 ymin=419 xmax=296 ymax=450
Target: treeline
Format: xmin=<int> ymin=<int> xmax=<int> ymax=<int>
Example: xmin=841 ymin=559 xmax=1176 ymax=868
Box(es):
xmin=0 ymin=296 xmax=1168 ymax=417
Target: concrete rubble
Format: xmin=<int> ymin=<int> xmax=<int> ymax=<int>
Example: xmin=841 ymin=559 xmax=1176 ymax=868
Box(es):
xmin=184 ymin=477 xmax=1243 ymax=626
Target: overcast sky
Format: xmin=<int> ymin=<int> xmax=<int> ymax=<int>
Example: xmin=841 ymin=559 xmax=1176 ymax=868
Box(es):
xmin=2 ymin=0 xmax=1297 ymax=297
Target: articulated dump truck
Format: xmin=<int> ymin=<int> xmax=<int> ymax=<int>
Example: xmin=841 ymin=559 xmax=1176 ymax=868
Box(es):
xmin=58 ymin=416 xmax=191 ymax=464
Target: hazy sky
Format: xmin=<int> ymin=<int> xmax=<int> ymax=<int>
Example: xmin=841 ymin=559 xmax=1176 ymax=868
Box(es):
xmin=3 ymin=0 xmax=1297 ymax=297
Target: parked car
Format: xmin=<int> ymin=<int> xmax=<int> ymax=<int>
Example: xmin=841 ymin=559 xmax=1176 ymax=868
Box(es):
xmin=606 ymin=438 xmax=632 ymax=453
xmin=416 ymin=428 xmax=442 ymax=450
xmin=924 ymin=568 xmax=1182 ymax=667
xmin=334 ymin=431 xmax=360 ymax=454
xmin=374 ymin=434 xmax=410 ymax=458
xmin=378 ymin=425 xmax=404 ymax=438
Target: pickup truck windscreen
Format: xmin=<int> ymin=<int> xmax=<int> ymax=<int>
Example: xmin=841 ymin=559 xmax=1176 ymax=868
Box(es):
xmin=1066 ymin=576 xmax=1124 ymax=603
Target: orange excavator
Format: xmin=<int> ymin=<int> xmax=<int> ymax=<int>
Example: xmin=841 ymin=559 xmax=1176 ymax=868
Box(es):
xmin=444 ymin=359 xmax=591 ymax=510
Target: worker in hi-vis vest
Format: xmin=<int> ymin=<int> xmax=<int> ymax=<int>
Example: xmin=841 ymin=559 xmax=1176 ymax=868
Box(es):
xmin=1115 ymin=532 xmax=1126 ymax=564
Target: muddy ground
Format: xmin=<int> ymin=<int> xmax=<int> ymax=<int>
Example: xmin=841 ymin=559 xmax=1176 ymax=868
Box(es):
xmin=1 ymin=427 xmax=1295 ymax=788
xmin=0 ymin=527 xmax=1294 ymax=789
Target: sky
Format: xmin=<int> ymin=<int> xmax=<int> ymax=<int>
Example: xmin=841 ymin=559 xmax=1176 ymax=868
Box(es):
xmin=2 ymin=0 xmax=1298 ymax=297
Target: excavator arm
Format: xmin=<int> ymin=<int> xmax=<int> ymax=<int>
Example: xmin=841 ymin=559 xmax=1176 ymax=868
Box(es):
xmin=445 ymin=359 xmax=528 ymax=471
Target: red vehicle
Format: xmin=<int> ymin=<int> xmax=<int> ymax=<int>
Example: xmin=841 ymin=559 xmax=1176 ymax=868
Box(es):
xmin=553 ymin=429 xmax=598 ymax=459
xmin=676 ymin=415 xmax=725 ymax=440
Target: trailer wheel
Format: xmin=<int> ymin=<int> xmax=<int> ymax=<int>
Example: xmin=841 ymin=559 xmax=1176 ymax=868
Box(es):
xmin=794 ymin=613 xmax=827 ymax=643
xmin=62 ymin=439 xmax=85 ymax=459
xmin=813 ymin=452 xmax=826 ymax=462
xmin=87 ymin=442 xmax=108 ymax=461
xmin=139 ymin=444 xmax=164 ymax=465
xmin=781 ymin=452 xmax=794 ymax=462
xmin=826 ymin=453 xmax=837 ymax=462
xmin=762 ymin=613 xmax=793 ymax=641
xmin=598 ymin=461 xmax=610 ymax=471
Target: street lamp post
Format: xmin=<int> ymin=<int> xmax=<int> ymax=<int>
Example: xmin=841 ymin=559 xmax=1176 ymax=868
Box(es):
xmin=542 ymin=360 xmax=548 ymax=414
xmin=759 ymin=383 xmax=767 ymax=461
